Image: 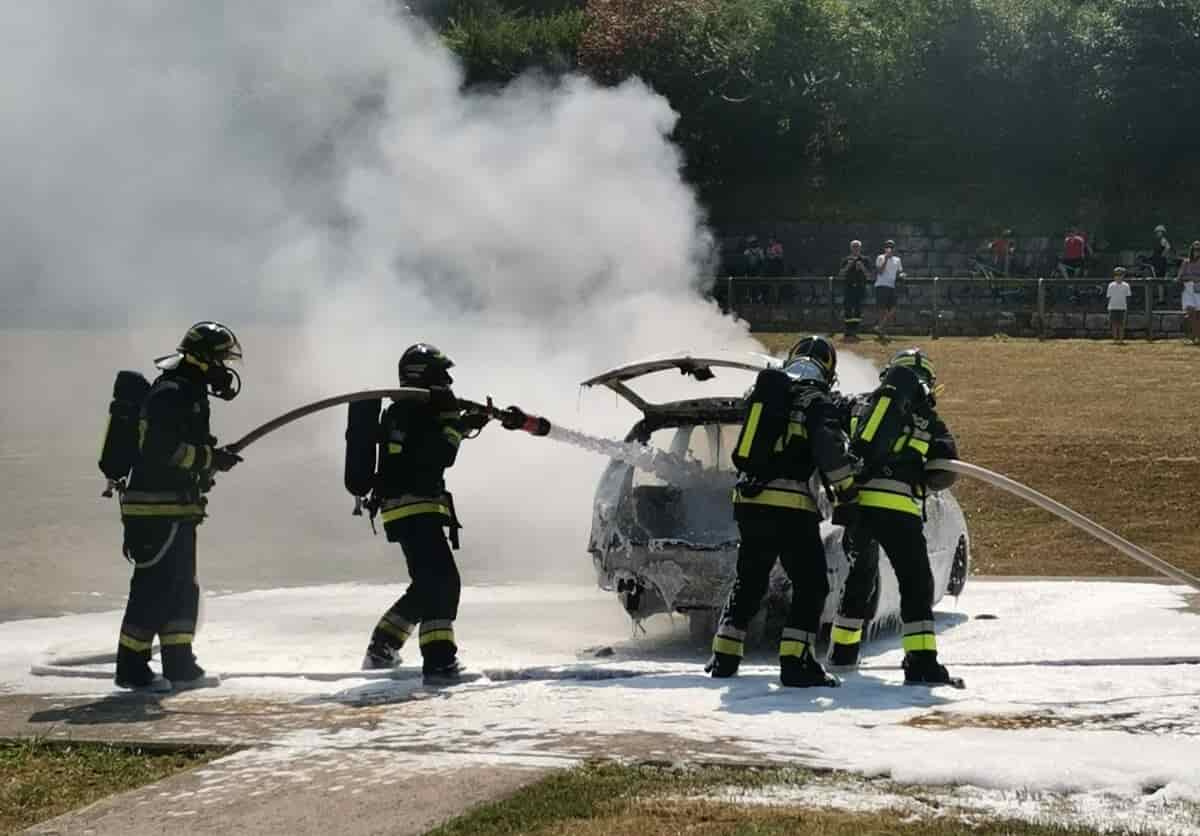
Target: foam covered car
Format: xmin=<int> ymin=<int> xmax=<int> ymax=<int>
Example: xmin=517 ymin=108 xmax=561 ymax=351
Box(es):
xmin=584 ymin=354 xmax=970 ymax=640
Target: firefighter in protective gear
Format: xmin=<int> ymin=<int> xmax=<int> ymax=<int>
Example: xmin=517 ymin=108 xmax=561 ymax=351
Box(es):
xmin=115 ymin=322 xmax=243 ymax=691
xmin=362 ymin=343 xmax=483 ymax=681
xmin=829 ymin=348 xmax=961 ymax=685
xmin=707 ymin=335 xmax=856 ymax=687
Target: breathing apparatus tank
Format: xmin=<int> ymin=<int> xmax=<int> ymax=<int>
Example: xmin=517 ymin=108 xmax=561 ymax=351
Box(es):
xmin=98 ymin=370 xmax=151 ymax=496
xmin=344 ymin=398 xmax=383 ymax=500
xmin=730 ymin=367 xmax=793 ymax=479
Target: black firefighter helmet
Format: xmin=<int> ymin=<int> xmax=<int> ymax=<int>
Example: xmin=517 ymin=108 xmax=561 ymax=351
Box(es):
xmin=884 ymin=347 xmax=939 ymax=405
xmin=785 ymin=335 xmax=838 ymax=386
xmin=886 ymin=347 xmax=936 ymax=386
xmin=399 ymin=343 xmax=454 ymax=386
xmin=156 ymin=321 xmax=243 ymax=400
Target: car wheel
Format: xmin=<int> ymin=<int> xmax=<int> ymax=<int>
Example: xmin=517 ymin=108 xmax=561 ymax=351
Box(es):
xmin=947 ymin=535 xmax=969 ymax=596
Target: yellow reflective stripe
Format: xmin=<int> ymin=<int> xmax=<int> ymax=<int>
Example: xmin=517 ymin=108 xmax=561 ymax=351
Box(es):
xmin=908 ymin=437 xmax=930 ymax=455
xmin=857 ymin=490 xmax=921 ymax=516
xmin=380 ymin=502 xmax=450 ymax=523
xmin=787 ymin=421 xmax=807 ymax=440
xmin=779 ymin=640 xmax=810 ymax=658
xmin=138 ymin=419 xmax=148 ymax=449
xmin=121 ymin=504 xmax=205 ymax=517
xmin=419 ymin=629 xmax=455 ymax=645
xmin=119 ymin=634 xmax=153 ymax=652
xmin=171 ymin=443 xmax=196 ymax=469
xmin=737 ymin=403 xmax=764 ymax=459
xmin=199 ymin=445 xmax=212 ymax=471
xmin=734 ymin=489 xmax=817 ymax=512
xmin=892 ymin=433 xmax=908 ymax=453
xmin=443 ymin=427 xmax=462 ymax=445
xmin=377 ymin=621 xmax=411 ymax=642
xmin=859 ymin=396 xmax=891 ymax=442
xmin=712 ymin=636 xmax=744 ymax=657
xmin=160 ymin=633 xmax=194 ymax=646
xmin=902 ymin=633 xmax=938 ymax=652
xmin=831 ymin=626 xmax=863 ymax=646
xmin=849 ymin=416 xmax=858 ymax=434
xmin=387 ymin=442 xmax=404 ymax=454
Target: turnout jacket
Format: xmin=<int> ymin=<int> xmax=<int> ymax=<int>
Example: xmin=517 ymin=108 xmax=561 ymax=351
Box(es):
xmin=120 ymin=367 xmax=214 ymax=522
xmin=377 ymin=386 xmax=463 ymax=526
xmin=849 ymin=393 xmax=957 ymax=517
xmin=734 ymin=383 xmax=856 ymax=514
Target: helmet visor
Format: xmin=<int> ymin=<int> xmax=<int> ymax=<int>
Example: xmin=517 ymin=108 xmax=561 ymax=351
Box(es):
xmin=784 ymin=358 xmax=828 ymax=385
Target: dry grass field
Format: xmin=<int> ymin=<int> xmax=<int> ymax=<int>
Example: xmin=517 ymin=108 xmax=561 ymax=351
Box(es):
xmin=756 ymin=334 xmax=1200 ymax=579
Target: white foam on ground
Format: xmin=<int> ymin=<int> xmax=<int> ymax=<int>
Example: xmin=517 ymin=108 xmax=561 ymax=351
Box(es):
xmin=3 ymin=580 xmax=1199 ymax=830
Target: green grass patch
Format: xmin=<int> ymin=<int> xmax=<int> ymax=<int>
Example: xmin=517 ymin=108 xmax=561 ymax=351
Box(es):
xmin=429 ymin=763 xmax=1126 ymax=835
xmin=0 ymin=738 xmax=220 ymax=834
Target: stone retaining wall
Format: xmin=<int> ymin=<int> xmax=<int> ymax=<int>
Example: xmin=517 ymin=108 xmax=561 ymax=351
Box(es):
xmin=719 ymin=221 xmax=1168 ymax=278
xmin=723 ymin=278 xmax=1190 ymax=338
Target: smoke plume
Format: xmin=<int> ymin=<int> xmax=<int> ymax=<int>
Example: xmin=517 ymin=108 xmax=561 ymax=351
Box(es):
xmin=0 ymin=1 xmax=876 ymax=616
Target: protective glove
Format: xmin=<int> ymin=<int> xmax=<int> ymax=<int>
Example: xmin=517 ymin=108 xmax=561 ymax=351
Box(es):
xmin=461 ymin=410 xmax=490 ymax=433
xmin=829 ymin=476 xmax=859 ymax=527
xmin=211 ymin=446 xmax=243 ymax=472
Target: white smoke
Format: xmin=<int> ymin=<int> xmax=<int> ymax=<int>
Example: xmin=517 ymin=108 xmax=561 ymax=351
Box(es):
xmin=1 ymin=0 xmax=773 ymax=606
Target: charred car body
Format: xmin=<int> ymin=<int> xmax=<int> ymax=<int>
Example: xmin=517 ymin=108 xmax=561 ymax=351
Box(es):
xmin=584 ymin=354 xmax=970 ymax=641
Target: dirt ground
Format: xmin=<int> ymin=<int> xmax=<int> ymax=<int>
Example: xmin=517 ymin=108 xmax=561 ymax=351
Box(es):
xmin=756 ymin=335 xmax=1200 ymax=579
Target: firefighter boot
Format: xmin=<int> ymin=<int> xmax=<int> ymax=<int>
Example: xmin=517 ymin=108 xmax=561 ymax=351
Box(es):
xmin=162 ymin=644 xmax=220 ymax=690
xmin=422 ymin=658 xmax=467 ymax=684
xmin=902 ymin=650 xmax=964 ymax=688
xmin=115 ymin=645 xmax=171 ymax=693
xmin=827 ymin=640 xmax=861 ymax=672
xmin=704 ymin=651 xmax=740 ymax=679
xmin=780 ymin=649 xmax=840 ymax=688
xmin=362 ymin=640 xmax=402 ymax=671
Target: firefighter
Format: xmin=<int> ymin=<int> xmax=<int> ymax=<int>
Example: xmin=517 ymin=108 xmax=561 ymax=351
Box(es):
xmin=361 ymin=344 xmax=487 ymax=682
xmin=115 ymin=322 xmax=243 ymax=691
xmin=707 ymin=336 xmax=857 ymax=687
xmin=829 ymin=348 xmax=962 ymax=686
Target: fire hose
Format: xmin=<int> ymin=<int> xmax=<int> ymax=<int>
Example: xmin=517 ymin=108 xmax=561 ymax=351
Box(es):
xmin=224 ymin=396 xmax=1198 ymax=591
xmin=927 ymin=459 xmax=1200 ymax=592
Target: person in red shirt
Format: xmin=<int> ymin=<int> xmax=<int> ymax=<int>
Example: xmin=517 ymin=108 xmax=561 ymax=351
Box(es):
xmin=1060 ymin=228 xmax=1090 ymax=276
xmin=988 ymin=229 xmax=1015 ymax=276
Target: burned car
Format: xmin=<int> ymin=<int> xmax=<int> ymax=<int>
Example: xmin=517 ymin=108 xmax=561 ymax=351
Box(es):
xmin=583 ymin=354 xmax=970 ymax=641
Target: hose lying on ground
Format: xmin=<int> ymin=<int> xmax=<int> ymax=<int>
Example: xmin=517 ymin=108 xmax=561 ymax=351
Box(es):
xmin=926 ymin=459 xmax=1200 ymax=592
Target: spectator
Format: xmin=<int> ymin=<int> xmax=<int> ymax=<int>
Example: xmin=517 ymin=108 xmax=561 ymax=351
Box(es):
xmin=873 ymin=239 xmax=904 ymax=342
xmin=1150 ymin=224 xmax=1172 ymax=279
xmin=1060 ymin=228 xmax=1091 ymax=277
xmin=766 ymin=235 xmax=785 ymax=277
xmin=988 ymin=228 xmax=1016 ymax=276
xmin=1179 ymin=240 xmax=1200 ymax=345
xmin=743 ymin=235 xmax=765 ymax=277
xmin=839 ymin=239 xmax=871 ymax=341
xmin=1106 ymin=266 xmax=1132 ymax=344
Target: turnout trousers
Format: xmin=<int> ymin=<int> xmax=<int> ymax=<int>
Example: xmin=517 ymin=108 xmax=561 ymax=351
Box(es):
xmin=117 ymin=519 xmax=201 ymax=679
xmin=832 ymin=507 xmax=937 ymax=656
xmin=712 ymin=506 xmax=829 ymax=662
xmin=372 ymin=513 xmax=461 ymax=667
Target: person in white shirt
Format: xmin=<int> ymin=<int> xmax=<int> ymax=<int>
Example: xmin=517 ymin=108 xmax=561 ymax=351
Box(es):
xmin=1179 ymin=240 xmax=1200 ymax=345
xmin=874 ymin=239 xmax=904 ymax=341
xmin=1106 ymin=266 xmax=1132 ymax=343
